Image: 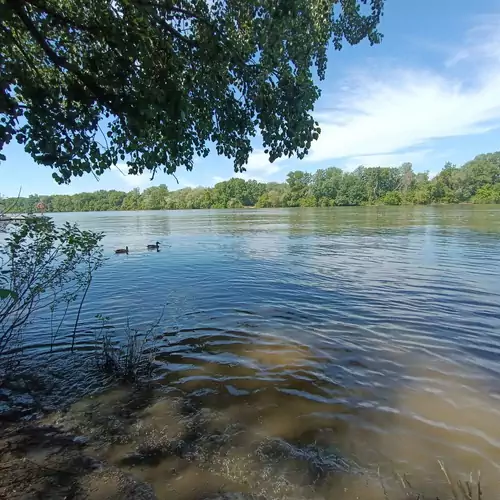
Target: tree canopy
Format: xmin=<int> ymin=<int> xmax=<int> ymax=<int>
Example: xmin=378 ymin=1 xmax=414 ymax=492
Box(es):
xmin=3 ymin=152 xmax=500 ymax=212
xmin=1 ymin=0 xmax=384 ymax=183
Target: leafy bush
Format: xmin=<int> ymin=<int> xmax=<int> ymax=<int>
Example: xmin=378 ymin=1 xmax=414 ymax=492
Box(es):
xmin=473 ymin=184 xmax=500 ymax=204
xmin=227 ymin=198 xmax=244 ymax=209
xmin=299 ymin=196 xmax=317 ymax=207
xmin=0 ymin=216 xmax=104 ymax=359
xmin=381 ymin=191 xmax=402 ymax=205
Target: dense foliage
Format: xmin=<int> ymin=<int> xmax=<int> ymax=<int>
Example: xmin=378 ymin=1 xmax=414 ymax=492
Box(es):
xmin=1 ymin=0 xmax=383 ymax=183
xmin=2 ymin=152 xmax=500 ymax=212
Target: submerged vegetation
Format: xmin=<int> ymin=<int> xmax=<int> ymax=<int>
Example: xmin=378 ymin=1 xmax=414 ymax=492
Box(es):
xmin=2 ymin=152 xmax=500 ymax=212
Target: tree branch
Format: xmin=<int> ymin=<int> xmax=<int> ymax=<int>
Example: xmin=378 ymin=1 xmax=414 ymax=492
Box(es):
xmin=128 ymin=0 xmax=198 ymax=46
xmin=24 ymin=0 xmax=124 ymax=53
xmin=169 ymin=6 xmax=214 ymax=27
xmin=8 ymin=0 xmax=119 ymax=114
xmin=24 ymin=0 xmax=102 ymax=34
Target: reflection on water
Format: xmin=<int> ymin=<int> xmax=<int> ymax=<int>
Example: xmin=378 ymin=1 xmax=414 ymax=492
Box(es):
xmin=20 ymin=207 xmax=500 ymax=496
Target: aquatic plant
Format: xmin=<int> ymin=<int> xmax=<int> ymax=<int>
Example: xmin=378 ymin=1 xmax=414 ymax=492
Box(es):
xmin=92 ymin=314 xmax=161 ymax=383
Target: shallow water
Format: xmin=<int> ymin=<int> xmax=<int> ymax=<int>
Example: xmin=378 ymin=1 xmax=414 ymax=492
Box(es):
xmin=15 ymin=206 xmax=500 ymax=496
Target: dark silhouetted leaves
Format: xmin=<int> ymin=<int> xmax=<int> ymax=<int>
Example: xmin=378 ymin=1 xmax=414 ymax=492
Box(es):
xmin=1 ymin=0 xmax=384 ymax=183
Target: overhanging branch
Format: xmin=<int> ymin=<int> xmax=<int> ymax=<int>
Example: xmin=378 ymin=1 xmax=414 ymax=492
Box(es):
xmin=8 ymin=0 xmax=119 ymax=114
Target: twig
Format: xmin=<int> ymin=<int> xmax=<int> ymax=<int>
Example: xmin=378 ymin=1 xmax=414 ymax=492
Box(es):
xmin=0 ymin=187 xmax=23 ymax=216
xmin=71 ymin=273 xmax=92 ymax=352
xmin=458 ymin=480 xmax=472 ymax=500
xmin=438 ymin=460 xmax=458 ymax=500
xmin=378 ymin=466 xmax=389 ymax=500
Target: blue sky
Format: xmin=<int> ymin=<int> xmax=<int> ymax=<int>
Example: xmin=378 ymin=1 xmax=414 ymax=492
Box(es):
xmin=2 ymin=0 xmax=500 ymax=197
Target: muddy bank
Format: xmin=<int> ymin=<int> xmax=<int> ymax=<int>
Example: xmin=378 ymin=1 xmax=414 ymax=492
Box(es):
xmin=0 ymin=365 xmax=155 ymax=499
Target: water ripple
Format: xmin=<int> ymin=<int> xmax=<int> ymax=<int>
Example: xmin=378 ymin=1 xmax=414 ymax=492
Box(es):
xmin=13 ymin=206 xmax=500 ymax=495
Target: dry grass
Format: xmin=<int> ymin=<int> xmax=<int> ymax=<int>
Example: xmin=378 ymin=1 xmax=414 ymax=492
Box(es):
xmin=92 ymin=315 xmax=161 ymax=383
xmin=386 ymin=462 xmax=484 ymax=500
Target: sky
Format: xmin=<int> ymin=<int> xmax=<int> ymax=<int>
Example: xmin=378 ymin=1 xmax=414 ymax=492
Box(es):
xmin=2 ymin=0 xmax=500 ymax=197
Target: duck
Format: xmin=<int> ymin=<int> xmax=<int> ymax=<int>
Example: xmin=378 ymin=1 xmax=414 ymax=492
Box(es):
xmin=147 ymin=241 xmax=160 ymax=250
xmin=115 ymin=246 xmax=129 ymax=254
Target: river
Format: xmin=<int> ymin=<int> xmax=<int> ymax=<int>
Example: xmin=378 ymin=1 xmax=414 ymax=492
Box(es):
xmin=17 ymin=206 xmax=500 ymax=498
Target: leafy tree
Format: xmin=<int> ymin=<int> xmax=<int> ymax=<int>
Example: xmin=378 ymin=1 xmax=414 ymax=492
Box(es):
xmin=336 ymin=171 xmax=366 ymax=206
xmin=461 ymin=154 xmax=500 ymax=197
xmin=141 ymin=184 xmax=169 ymax=210
xmin=1 ymin=0 xmax=384 ymax=183
xmin=286 ymin=170 xmax=312 ymax=206
xmin=381 ymin=191 xmax=402 ymax=205
xmin=0 ymin=216 xmax=104 ymax=358
xmin=311 ymin=167 xmax=343 ymax=201
xmin=121 ymin=188 xmax=142 ymax=210
xmin=398 ymin=162 xmax=415 ymax=193
xmin=473 ymin=184 xmax=500 ymax=204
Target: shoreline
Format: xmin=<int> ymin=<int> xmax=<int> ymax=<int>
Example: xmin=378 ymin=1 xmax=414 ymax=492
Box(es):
xmin=0 ymin=202 xmax=493 ymax=216
xmin=0 ymin=369 xmax=489 ymax=500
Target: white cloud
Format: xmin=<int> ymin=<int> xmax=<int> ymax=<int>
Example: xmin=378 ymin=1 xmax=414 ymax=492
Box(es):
xmin=112 ymin=164 xmax=152 ymax=190
xmin=307 ymin=16 xmax=500 ymax=165
xmin=177 ymin=178 xmax=197 ymax=189
xmin=342 ymin=149 xmax=433 ymax=171
xmin=212 ymin=175 xmax=226 ymax=185
xmin=211 ymin=149 xmax=284 ymax=185
xmin=242 ymin=149 xmax=284 ymax=176
xmin=235 ymin=172 xmax=268 ymax=183
xmin=446 ymin=15 xmax=500 ymax=67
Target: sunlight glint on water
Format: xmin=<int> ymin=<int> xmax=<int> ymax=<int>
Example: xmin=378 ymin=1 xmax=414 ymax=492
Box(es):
xmin=24 ymin=206 xmax=500 ymax=497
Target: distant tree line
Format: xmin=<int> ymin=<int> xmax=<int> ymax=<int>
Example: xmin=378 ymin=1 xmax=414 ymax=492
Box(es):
xmin=3 ymin=152 xmax=500 ymax=213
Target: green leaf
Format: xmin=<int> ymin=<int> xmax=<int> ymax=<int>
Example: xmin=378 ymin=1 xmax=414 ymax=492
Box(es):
xmin=0 ymin=288 xmax=18 ymax=301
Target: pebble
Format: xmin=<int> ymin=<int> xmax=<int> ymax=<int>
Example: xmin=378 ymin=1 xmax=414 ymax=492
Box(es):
xmin=73 ymin=435 xmax=89 ymax=445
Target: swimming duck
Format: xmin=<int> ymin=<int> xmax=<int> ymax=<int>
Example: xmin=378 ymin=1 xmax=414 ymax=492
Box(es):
xmin=115 ymin=246 xmax=129 ymax=254
xmin=147 ymin=241 xmax=160 ymax=250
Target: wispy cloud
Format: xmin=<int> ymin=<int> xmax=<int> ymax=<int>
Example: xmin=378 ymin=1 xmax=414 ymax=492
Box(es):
xmin=342 ymin=149 xmax=434 ymax=171
xmin=112 ymin=164 xmax=153 ymax=190
xmin=446 ymin=15 xmax=500 ymax=67
xmin=211 ymin=149 xmax=284 ymax=185
xmin=242 ymin=149 xmax=284 ymax=176
xmin=307 ymin=16 xmax=500 ymax=165
xmin=177 ymin=177 xmax=198 ymax=189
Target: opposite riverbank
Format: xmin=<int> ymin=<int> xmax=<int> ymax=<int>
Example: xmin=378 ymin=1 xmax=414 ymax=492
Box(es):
xmin=2 ymin=151 xmax=500 ymax=213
